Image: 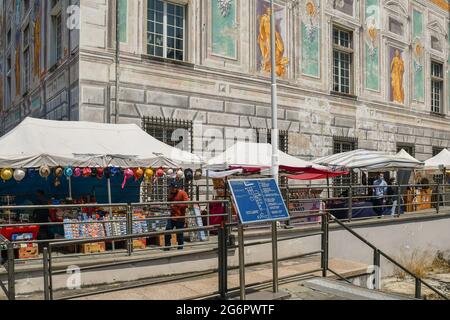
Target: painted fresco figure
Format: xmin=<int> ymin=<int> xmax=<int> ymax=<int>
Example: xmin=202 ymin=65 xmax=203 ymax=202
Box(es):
xmin=258 ymin=7 xmax=288 ymax=77
xmin=391 ymin=49 xmax=405 ymax=104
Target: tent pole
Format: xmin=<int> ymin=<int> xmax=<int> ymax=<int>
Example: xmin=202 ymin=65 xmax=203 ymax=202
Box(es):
xmin=107 ymin=177 xmax=113 ymax=215
xmin=206 ymin=170 xmax=210 ymax=201
xmin=68 ymin=176 xmax=73 ymax=199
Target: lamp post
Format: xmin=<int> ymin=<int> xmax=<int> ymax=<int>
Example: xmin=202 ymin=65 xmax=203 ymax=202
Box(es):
xmin=270 ymin=0 xmax=279 ymax=184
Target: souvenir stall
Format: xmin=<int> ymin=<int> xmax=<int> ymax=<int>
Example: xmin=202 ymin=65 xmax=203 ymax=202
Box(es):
xmin=204 ymin=142 xmax=336 ymax=225
xmin=313 ymin=149 xmax=424 ymax=219
xmin=0 ymin=118 xmax=203 ymax=256
xmin=420 ymin=149 xmax=450 ymax=209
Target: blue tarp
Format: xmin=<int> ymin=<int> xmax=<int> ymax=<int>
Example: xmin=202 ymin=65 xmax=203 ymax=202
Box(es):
xmin=0 ymin=172 xmax=141 ymax=205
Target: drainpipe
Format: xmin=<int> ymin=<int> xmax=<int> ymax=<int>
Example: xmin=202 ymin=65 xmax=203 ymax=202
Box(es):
xmin=114 ymin=0 xmax=120 ymax=124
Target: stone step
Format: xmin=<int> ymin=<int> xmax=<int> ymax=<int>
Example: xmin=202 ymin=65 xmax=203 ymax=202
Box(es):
xmin=300 ymin=277 xmax=415 ymax=300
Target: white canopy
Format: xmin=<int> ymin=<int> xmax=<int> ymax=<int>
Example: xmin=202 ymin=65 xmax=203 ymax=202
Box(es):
xmin=424 ymin=149 xmax=450 ymax=171
xmin=313 ymin=149 xmax=423 ymax=171
xmin=206 ymin=142 xmax=330 ymax=172
xmin=0 ymin=117 xmax=202 ymax=168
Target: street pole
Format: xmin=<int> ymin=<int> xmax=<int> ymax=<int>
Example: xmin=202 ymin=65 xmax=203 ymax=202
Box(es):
xmin=270 ymin=0 xmax=279 ymax=294
xmin=270 ymin=0 xmax=279 ymax=183
xmin=114 ymin=0 xmax=120 ymax=124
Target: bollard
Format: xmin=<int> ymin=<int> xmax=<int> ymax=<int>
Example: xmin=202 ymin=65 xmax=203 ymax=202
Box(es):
xmin=396 ymin=184 xmax=401 ymax=216
xmin=321 ymin=213 xmax=329 ymax=277
xmin=415 ymin=278 xmax=422 ymax=299
xmin=373 ymin=249 xmax=381 ymax=290
xmin=271 ymin=221 xmax=279 ymax=293
xmin=218 ymin=225 xmax=228 ymax=299
xmin=347 ymin=186 xmax=353 ymax=221
xmin=238 ymin=225 xmax=246 ymax=300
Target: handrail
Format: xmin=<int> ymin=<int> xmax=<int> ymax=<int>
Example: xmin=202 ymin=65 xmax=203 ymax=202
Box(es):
xmin=329 ymin=214 xmax=448 ymax=300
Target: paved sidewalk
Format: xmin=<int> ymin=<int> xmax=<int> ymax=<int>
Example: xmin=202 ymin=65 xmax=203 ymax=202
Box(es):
xmin=71 ymin=257 xmax=368 ymax=300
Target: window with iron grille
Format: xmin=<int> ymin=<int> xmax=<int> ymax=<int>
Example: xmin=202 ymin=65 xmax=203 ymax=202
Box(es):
xmin=431 ymin=61 xmax=444 ymax=114
xmin=255 ymin=129 xmax=289 ymax=153
xmin=332 ymin=26 xmax=353 ymax=95
xmin=433 ymin=146 xmax=444 ymax=157
xmin=396 ymin=143 xmax=415 ymax=157
xmin=142 ymin=116 xmax=193 ymax=152
xmin=333 ymin=137 xmax=358 ymax=193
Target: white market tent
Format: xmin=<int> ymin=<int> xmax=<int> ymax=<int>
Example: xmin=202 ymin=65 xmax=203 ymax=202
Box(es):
xmin=0 ymin=117 xmax=203 ymax=169
xmin=206 ymin=141 xmax=330 ymax=172
xmin=313 ymin=149 xmax=423 ymax=171
xmin=424 ymin=149 xmax=450 ymax=171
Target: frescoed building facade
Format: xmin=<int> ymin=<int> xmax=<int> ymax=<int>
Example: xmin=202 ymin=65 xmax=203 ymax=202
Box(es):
xmin=1 ymin=0 xmax=450 ymax=161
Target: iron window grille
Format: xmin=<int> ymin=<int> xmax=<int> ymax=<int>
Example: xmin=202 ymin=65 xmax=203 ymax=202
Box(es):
xmin=256 ymin=128 xmax=289 ymax=153
xmin=396 ymin=143 xmax=415 ymax=157
xmin=333 ymin=137 xmax=358 ymax=195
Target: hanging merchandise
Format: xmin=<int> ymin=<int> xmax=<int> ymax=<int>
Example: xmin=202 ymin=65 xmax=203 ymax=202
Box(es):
xmin=54 ymin=178 xmax=61 ymax=188
xmin=39 ymin=165 xmax=51 ymax=178
xmin=104 ymin=167 xmax=111 ymax=179
xmin=13 ymin=169 xmax=26 ymax=182
xmin=96 ymin=167 xmax=104 ymax=179
xmin=184 ymin=169 xmax=193 ymax=181
xmin=134 ymin=168 xmax=144 ymax=181
xmin=122 ymin=168 xmax=134 ymax=189
xmin=176 ymin=169 xmax=184 ymax=180
xmin=194 ymin=169 xmax=202 ymax=180
xmin=111 ymin=167 xmax=120 ymax=177
xmin=167 ymin=168 xmax=174 ymax=176
xmin=156 ymin=167 xmax=165 ymax=178
xmin=73 ymin=167 xmax=82 ymax=177
xmin=91 ymin=168 xmax=98 ymax=177
xmin=82 ymin=167 xmax=92 ymax=177
xmin=64 ymin=167 xmax=73 ymax=177
xmin=144 ymin=168 xmax=154 ymax=181
xmin=55 ymin=167 xmax=64 ymax=178
xmin=1 ymin=168 xmax=13 ymax=182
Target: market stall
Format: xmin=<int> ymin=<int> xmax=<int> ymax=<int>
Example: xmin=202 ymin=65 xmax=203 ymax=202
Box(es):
xmin=313 ymin=149 xmax=424 ymax=219
xmin=0 ymin=118 xmax=204 ymax=256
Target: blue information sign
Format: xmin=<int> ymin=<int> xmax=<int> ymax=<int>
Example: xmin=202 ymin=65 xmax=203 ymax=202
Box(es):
xmin=228 ymin=178 xmax=290 ymax=225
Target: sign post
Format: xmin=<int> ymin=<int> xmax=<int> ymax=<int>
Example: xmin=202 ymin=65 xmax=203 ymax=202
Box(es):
xmin=228 ymin=178 xmax=290 ymax=300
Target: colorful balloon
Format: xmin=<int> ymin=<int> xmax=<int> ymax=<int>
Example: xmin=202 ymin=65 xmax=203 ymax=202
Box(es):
xmin=97 ymin=167 xmax=104 ymax=179
xmin=144 ymin=168 xmax=154 ymax=179
xmin=73 ymin=167 xmax=81 ymax=177
xmin=64 ymin=167 xmax=73 ymax=177
xmin=1 ymin=168 xmax=13 ymax=181
xmin=55 ymin=167 xmax=64 ymax=177
xmin=167 ymin=168 xmax=174 ymax=175
xmin=39 ymin=165 xmax=51 ymax=178
xmin=122 ymin=168 xmax=134 ymax=189
xmin=176 ymin=169 xmax=184 ymax=179
xmin=82 ymin=167 xmax=92 ymax=177
xmin=156 ymin=168 xmax=165 ymax=178
xmin=13 ymin=169 xmax=26 ymax=182
xmin=111 ymin=167 xmax=120 ymax=176
xmin=134 ymin=168 xmax=144 ymax=181
xmin=194 ymin=169 xmax=202 ymax=180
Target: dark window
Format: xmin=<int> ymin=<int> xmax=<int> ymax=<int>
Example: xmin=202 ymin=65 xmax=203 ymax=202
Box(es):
xmin=332 ymin=27 xmax=353 ymax=95
xmin=396 ymin=144 xmax=415 ymax=157
xmin=142 ymin=116 xmax=193 ymax=152
xmin=431 ymin=61 xmax=444 ymax=114
xmin=333 ymin=138 xmax=358 ymax=193
xmin=256 ymin=129 xmax=289 ymax=153
xmin=433 ymin=147 xmax=444 ymax=157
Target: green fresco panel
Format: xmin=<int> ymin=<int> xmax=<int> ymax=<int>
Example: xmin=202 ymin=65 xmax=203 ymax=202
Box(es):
xmin=413 ymin=62 xmax=424 ymax=102
xmin=301 ymin=23 xmax=319 ymax=77
xmin=365 ymin=43 xmax=379 ymax=91
xmin=119 ymin=0 xmax=127 ymax=43
xmin=211 ymin=0 xmax=237 ymax=58
xmin=412 ymin=10 xmax=423 ymax=39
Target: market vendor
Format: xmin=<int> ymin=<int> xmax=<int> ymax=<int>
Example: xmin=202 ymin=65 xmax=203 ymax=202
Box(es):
xmin=165 ymin=180 xmax=189 ymax=250
xmin=33 ymin=190 xmax=50 ymax=242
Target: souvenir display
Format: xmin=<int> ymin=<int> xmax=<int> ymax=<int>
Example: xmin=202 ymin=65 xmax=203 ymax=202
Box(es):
xmin=13 ymin=169 xmax=26 ymax=182
xmin=64 ymin=167 xmax=73 ymax=177
xmin=39 ymin=165 xmax=50 ymax=178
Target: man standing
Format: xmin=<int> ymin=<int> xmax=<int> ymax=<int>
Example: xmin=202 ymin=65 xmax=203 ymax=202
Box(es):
xmin=373 ymin=173 xmax=388 ymax=217
xmin=165 ymin=180 xmax=190 ymax=250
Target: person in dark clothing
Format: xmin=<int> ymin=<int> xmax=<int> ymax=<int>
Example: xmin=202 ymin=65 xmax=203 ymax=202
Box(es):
xmin=33 ymin=190 xmax=50 ymax=241
xmin=164 ymin=181 xmax=189 ymax=250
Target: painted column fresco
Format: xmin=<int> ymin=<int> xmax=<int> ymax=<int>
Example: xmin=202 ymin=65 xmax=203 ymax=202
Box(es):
xmin=119 ymin=0 xmax=127 ymax=43
xmin=33 ymin=0 xmax=42 ymax=80
xmin=364 ymin=0 xmax=380 ymax=91
xmin=389 ymin=47 xmax=405 ymax=104
xmin=256 ymin=0 xmax=288 ymax=77
xmin=14 ymin=0 xmax=21 ymax=97
xmin=211 ymin=0 xmax=237 ymax=59
xmin=412 ymin=10 xmax=424 ymax=102
xmin=301 ymin=0 xmax=320 ymax=77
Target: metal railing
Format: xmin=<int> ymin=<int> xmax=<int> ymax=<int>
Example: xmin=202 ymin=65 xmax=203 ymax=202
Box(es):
xmin=1 ymin=182 xmax=450 ymax=300
xmin=0 ymin=234 xmax=15 ymax=300
xmin=328 ymin=215 xmax=449 ymax=300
